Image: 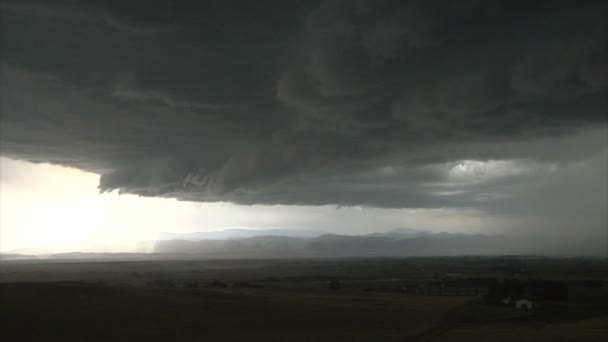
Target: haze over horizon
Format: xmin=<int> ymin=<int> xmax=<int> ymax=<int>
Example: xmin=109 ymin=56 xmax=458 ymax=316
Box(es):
xmin=1 ymin=0 xmax=607 ymax=256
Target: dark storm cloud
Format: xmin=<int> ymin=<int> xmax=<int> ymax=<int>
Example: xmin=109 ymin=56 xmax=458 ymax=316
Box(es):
xmin=1 ymin=0 xmax=606 ymax=207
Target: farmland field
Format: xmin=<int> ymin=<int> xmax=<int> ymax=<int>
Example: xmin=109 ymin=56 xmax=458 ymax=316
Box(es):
xmin=1 ymin=257 xmax=606 ymax=341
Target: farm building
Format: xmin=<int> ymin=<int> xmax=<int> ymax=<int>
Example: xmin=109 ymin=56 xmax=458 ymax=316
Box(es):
xmin=515 ymin=299 xmax=533 ymax=310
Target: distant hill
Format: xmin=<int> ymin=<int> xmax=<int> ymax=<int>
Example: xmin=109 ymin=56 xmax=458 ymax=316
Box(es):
xmin=0 ymin=253 xmax=39 ymax=261
xmin=151 ymin=231 xmax=518 ymax=258
xmin=6 ymin=228 xmax=549 ymax=260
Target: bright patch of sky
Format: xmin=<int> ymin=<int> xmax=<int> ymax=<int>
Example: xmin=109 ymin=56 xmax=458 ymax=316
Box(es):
xmin=1 ymin=157 xmax=520 ymax=253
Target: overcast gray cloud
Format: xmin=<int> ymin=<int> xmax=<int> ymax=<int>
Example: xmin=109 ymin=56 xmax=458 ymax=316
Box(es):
xmin=1 ymin=0 xmax=606 ymax=228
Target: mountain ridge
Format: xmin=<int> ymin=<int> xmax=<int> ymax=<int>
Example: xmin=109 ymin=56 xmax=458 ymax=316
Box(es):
xmin=149 ymin=230 xmax=515 ymax=258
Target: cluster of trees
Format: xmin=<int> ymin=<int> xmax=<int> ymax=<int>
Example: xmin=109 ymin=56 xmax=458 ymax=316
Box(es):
xmin=484 ymin=278 xmax=568 ymax=305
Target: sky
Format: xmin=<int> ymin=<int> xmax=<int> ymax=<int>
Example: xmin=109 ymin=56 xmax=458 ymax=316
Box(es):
xmin=0 ymin=0 xmax=607 ymax=255
xmin=0 ymin=156 xmax=510 ymax=252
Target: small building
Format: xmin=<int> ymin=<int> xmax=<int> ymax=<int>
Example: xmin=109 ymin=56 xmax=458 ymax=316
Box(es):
xmin=515 ymin=299 xmax=533 ymax=310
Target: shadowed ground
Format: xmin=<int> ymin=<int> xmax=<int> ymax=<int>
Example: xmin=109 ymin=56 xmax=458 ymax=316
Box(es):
xmin=0 ymin=282 xmax=466 ymax=341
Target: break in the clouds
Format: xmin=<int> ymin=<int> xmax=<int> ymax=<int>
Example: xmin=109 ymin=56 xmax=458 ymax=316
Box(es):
xmin=1 ymin=0 xmax=607 ymax=216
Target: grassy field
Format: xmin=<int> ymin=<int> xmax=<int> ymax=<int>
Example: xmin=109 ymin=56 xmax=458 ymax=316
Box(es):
xmin=408 ymin=293 xmax=608 ymax=342
xmin=434 ymin=317 xmax=608 ymax=342
xmin=0 ymin=282 xmax=468 ymax=342
xmin=1 ymin=257 xmax=606 ymax=341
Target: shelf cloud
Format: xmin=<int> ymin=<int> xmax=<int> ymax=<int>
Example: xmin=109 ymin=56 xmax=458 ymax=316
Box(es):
xmin=1 ymin=0 xmax=606 ymax=213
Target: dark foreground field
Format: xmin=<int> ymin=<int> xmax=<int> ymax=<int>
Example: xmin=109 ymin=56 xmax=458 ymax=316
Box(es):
xmin=1 ymin=282 xmax=467 ymax=341
xmin=1 ymin=257 xmax=607 ymax=341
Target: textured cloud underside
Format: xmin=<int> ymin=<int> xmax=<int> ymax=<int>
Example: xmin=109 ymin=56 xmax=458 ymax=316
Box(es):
xmin=1 ymin=0 xmax=607 ymax=207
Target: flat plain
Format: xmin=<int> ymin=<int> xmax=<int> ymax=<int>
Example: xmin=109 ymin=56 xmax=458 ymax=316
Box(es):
xmin=1 ymin=257 xmax=606 ymax=341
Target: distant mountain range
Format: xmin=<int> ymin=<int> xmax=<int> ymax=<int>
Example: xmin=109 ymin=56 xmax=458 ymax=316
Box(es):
xmin=364 ymin=227 xmax=432 ymax=239
xmin=0 ymin=253 xmax=40 ymax=261
xmin=5 ymin=228 xmax=583 ymax=260
xmin=147 ymin=228 xmax=521 ymax=258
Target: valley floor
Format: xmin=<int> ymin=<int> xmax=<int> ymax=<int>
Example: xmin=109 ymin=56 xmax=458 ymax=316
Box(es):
xmin=1 ymin=257 xmax=606 ymax=341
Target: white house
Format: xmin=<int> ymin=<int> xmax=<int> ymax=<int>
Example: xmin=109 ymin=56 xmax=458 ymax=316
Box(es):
xmin=515 ymin=299 xmax=533 ymax=310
